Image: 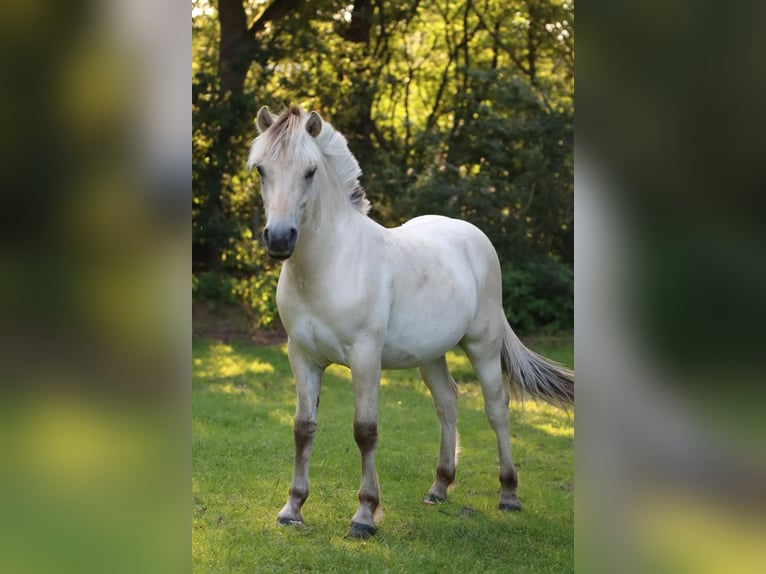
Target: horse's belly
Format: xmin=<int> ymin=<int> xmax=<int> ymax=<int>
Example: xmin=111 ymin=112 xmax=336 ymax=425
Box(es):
xmin=381 ymin=312 xmax=467 ymax=369
xmin=380 ymin=341 xmax=456 ymax=369
xmin=382 ymin=261 xmax=476 ymax=367
xmin=286 ymin=303 xmax=465 ymax=370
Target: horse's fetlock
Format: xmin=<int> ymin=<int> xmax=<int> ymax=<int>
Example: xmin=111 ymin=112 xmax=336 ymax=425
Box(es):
xmin=289 ymin=486 xmax=309 ymax=504
xmin=500 ymin=468 xmax=519 ymax=491
xmin=358 ymin=490 xmax=380 ymax=509
xmin=436 ymin=465 xmax=456 ymax=486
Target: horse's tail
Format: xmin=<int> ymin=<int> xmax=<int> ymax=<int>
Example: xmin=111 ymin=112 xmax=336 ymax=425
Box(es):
xmin=500 ymin=319 xmax=574 ymax=408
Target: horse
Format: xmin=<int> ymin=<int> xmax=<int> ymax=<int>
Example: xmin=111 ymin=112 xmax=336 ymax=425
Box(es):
xmin=247 ymin=105 xmax=574 ymax=539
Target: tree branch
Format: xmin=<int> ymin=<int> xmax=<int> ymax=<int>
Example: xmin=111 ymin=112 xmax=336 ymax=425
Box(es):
xmin=467 ymin=0 xmax=554 ymax=112
xmin=424 ymin=52 xmax=455 ymax=134
xmin=248 ymin=0 xmax=305 ymax=38
xmin=467 ymin=0 xmax=529 ymax=75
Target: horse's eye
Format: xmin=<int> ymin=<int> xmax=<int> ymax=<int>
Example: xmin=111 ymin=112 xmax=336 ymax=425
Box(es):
xmin=255 ymin=165 xmax=265 ymax=178
xmin=305 ymin=166 xmax=317 ymax=181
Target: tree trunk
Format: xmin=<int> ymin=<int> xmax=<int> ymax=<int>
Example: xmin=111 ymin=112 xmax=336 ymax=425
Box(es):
xmin=218 ymin=0 xmax=251 ymax=94
xmin=218 ymin=0 xmax=306 ymax=94
xmin=340 ymin=0 xmax=376 ymax=164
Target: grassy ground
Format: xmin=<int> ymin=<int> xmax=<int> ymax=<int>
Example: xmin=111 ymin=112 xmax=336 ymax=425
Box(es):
xmin=193 ymin=337 xmax=573 ymax=573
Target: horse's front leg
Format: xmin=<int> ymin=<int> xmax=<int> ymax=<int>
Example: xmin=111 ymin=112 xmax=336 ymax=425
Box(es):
xmin=347 ymin=346 xmax=383 ymax=538
xmin=277 ymin=339 xmax=325 ymax=526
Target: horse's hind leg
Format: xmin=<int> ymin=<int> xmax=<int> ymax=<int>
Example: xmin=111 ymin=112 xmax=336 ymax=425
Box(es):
xmin=277 ymin=340 xmax=324 ymax=526
xmin=461 ymin=339 xmax=522 ymax=511
xmin=419 ymin=355 xmax=458 ymax=504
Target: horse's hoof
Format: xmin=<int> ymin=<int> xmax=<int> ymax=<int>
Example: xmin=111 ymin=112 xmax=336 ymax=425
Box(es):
xmin=422 ymin=493 xmax=446 ymax=505
xmin=499 ymin=499 xmax=522 ymax=512
xmin=277 ymin=516 xmax=304 ymax=526
xmin=346 ymin=521 xmax=377 ymax=539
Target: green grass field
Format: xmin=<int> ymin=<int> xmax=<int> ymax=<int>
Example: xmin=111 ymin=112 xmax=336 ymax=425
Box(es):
xmin=193 ymin=337 xmax=573 ymax=573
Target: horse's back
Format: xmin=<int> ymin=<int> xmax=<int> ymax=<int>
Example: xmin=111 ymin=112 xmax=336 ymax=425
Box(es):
xmin=393 ymin=215 xmax=502 ymax=290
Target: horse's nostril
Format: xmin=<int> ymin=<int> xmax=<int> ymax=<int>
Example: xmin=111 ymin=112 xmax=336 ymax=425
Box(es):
xmin=263 ymin=227 xmax=270 ymax=245
xmin=289 ymin=228 xmax=297 ymax=243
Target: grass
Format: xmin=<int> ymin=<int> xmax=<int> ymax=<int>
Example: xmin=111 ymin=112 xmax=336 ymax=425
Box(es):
xmin=193 ymin=337 xmax=573 ymax=573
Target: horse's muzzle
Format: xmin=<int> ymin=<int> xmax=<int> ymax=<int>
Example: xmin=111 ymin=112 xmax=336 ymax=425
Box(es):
xmin=263 ymin=225 xmax=298 ymax=259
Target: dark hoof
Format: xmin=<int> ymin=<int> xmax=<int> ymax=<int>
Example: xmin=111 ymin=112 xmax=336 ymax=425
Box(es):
xmin=346 ymin=521 xmax=377 ymax=539
xmin=499 ymin=499 xmax=522 ymax=512
xmin=277 ymin=516 xmax=304 ymax=526
xmin=422 ymin=493 xmax=446 ymax=505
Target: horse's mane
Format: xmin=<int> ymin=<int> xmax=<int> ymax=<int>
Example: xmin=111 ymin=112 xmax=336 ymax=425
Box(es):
xmin=249 ymin=106 xmax=370 ymax=215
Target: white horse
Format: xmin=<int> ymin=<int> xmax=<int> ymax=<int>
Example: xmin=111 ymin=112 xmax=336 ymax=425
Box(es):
xmin=248 ymin=105 xmax=573 ymax=538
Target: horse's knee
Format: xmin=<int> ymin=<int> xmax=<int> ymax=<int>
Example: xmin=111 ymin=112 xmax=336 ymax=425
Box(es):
xmin=353 ymin=420 xmax=378 ymax=453
xmin=358 ymin=489 xmax=380 ymax=509
xmin=294 ymin=419 xmax=317 ymax=453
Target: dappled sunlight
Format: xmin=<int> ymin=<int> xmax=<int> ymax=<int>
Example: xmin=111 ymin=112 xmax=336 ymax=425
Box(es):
xmin=514 ymin=402 xmax=574 ymax=440
xmin=194 ymin=342 xmax=275 ymax=380
xmin=446 ymin=348 xmax=471 ymax=370
xmin=242 ymin=360 xmax=275 ymax=375
xmin=530 ymin=421 xmax=574 ymax=439
xmin=270 ymin=408 xmax=294 ymax=427
xmin=210 ymin=382 xmax=258 ymax=405
xmin=326 ymin=364 xmax=351 ymax=380
xmin=512 ymin=399 xmax=571 ymax=419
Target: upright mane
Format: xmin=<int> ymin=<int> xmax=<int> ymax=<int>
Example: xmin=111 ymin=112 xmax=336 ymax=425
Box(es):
xmin=248 ymin=106 xmax=371 ymax=215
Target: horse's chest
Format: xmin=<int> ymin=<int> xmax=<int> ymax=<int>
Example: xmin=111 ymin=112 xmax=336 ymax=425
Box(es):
xmin=294 ymin=315 xmax=349 ymax=364
xmin=277 ymin=268 xmax=389 ymax=365
xmin=278 ymin=293 xmax=357 ymax=366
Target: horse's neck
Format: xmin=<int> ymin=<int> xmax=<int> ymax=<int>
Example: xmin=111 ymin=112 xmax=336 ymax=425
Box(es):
xmin=286 ymin=180 xmax=363 ymax=278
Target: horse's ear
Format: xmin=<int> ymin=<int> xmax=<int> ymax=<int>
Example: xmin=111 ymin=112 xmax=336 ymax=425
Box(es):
xmin=256 ymin=106 xmax=275 ymax=133
xmin=306 ymin=111 xmax=323 ymax=138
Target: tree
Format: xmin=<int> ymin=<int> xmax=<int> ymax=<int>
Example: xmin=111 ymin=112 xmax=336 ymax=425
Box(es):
xmin=192 ymin=0 xmax=575 ymax=333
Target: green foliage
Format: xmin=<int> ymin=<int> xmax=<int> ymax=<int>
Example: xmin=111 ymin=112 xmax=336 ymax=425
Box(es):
xmin=502 ymin=257 xmax=574 ymax=335
xmin=192 ymin=0 xmax=574 ymax=334
xmin=192 ymin=73 xmax=262 ymax=273
xmin=193 ymin=272 xmax=236 ymax=304
xmin=229 ymin=272 xmax=280 ymax=329
xmin=193 ymin=268 xmax=281 ymax=330
xmin=193 ymin=338 xmax=574 ymax=572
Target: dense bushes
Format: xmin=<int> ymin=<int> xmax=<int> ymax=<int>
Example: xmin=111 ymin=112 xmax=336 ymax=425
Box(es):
xmin=502 ymin=257 xmax=574 ymax=335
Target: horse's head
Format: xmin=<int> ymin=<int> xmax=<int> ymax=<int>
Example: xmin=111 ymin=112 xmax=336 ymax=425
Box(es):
xmin=248 ymin=105 xmax=370 ymax=260
xmin=247 ymin=105 xmax=325 ymax=260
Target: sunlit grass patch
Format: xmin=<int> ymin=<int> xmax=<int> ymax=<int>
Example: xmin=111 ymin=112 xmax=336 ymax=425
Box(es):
xmin=193 ymin=336 xmax=574 ymax=573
